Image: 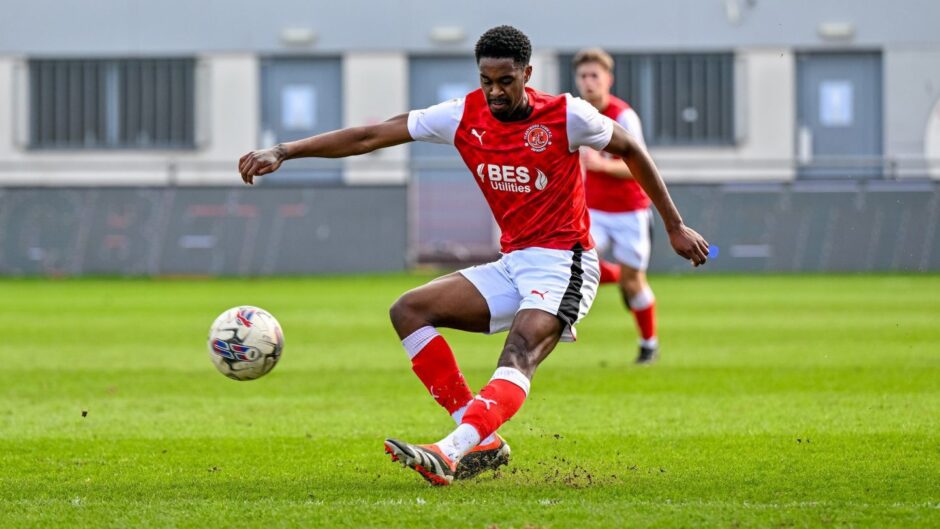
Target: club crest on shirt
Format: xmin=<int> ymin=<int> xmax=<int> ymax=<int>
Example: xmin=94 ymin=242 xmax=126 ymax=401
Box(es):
xmin=524 ymin=124 xmax=552 ymax=152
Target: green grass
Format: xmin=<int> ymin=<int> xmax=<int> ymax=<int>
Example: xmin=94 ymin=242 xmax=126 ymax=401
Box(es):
xmin=0 ymin=274 xmax=938 ymax=528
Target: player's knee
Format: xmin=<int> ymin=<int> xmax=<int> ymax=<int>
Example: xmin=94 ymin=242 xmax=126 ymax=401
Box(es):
xmin=620 ymin=270 xmax=646 ymax=300
xmin=621 ymin=281 xmax=641 ymax=301
xmin=389 ymin=291 xmax=426 ymax=330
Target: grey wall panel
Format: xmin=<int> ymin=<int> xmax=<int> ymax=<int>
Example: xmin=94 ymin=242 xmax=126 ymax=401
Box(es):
xmin=3 ymin=1 xmax=939 ymax=54
xmin=414 ymin=171 xmax=494 ymax=256
xmin=713 ymin=188 xmax=781 ymax=273
xmin=1 ymin=182 xmax=937 ymax=276
xmin=648 ymin=186 xmax=721 ymax=272
xmin=79 ymin=189 xmax=165 ymax=275
xmin=0 ymin=189 xmax=86 ymax=275
xmin=0 ymin=186 xmax=407 ymax=276
xmin=646 ymin=181 xmax=940 ymax=273
xmin=863 ymin=189 xmax=934 ymax=271
xmin=780 ymin=189 xmax=860 ymax=271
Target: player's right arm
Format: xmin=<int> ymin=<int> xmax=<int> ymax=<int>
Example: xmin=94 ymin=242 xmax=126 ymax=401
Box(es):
xmin=567 ymin=94 xmax=709 ymax=266
xmin=606 ymin=124 xmax=709 ymax=266
xmin=238 ymin=113 xmax=413 ymax=185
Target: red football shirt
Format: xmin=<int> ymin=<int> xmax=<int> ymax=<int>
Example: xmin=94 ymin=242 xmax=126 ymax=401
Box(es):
xmin=584 ymin=95 xmax=651 ymax=213
xmin=408 ymin=87 xmax=614 ymax=253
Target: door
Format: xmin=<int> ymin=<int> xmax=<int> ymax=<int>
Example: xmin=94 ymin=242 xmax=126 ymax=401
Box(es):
xmin=260 ymin=58 xmax=342 ymax=183
xmin=409 ymin=56 xmax=497 ymax=261
xmin=796 ymin=52 xmax=882 ymax=178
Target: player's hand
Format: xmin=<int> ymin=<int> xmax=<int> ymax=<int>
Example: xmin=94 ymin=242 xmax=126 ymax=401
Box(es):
xmin=238 ymin=145 xmax=286 ymax=185
xmin=668 ymin=224 xmax=710 ymax=267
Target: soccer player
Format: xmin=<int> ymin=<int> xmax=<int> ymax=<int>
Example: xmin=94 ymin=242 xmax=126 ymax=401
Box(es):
xmin=238 ymin=26 xmax=709 ymax=486
xmin=573 ymin=48 xmax=660 ymax=364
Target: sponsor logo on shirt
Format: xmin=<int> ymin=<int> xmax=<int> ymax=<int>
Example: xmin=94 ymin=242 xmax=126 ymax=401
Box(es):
xmin=476 ymin=163 xmax=549 ymax=193
xmin=524 ymin=124 xmax=552 ymax=152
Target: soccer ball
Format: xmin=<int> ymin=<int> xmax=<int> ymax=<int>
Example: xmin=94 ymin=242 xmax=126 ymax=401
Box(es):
xmin=207 ymin=306 xmax=284 ymax=381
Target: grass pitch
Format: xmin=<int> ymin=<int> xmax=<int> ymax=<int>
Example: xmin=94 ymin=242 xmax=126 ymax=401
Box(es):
xmin=1 ymin=274 xmax=938 ymax=528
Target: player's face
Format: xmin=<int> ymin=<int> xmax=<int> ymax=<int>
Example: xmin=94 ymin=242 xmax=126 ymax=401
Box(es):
xmin=575 ymin=62 xmax=613 ymax=103
xmin=478 ymin=57 xmax=532 ymax=120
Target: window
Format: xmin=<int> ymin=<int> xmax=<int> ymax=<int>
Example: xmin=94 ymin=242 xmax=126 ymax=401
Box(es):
xmin=29 ymin=58 xmax=196 ymax=149
xmin=560 ymin=52 xmax=735 ymax=146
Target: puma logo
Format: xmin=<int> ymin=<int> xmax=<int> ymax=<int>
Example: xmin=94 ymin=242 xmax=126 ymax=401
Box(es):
xmin=474 ymin=395 xmax=497 ymax=410
xmin=471 ymin=128 xmax=486 ymax=145
xmin=530 ymin=289 xmax=549 ymax=300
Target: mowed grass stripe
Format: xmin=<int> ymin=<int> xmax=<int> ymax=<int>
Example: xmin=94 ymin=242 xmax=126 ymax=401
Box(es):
xmin=0 ymin=274 xmax=937 ymax=528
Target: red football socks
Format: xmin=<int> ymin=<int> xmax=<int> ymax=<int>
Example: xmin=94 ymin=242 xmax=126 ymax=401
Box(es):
xmin=402 ymin=327 xmax=473 ymax=415
xmin=460 ymin=367 xmax=530 ymax=442
xmin=633 ymin=304 xmax=656 ymax=341
xmin=629 ymin=287 xmax=657 ymax=342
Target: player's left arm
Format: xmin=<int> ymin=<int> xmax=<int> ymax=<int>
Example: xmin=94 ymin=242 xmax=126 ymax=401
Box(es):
xmin=603 ymin=123 xmax=710 ymax=266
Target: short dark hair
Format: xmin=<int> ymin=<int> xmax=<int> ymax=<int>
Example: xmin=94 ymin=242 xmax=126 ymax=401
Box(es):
xmin=475 ymin=25 xmax=532 ymax=66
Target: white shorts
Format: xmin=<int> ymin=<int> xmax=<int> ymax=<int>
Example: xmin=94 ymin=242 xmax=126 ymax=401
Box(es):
xmin=458 ymin=246 xmax=600 ymax=342
xmin=589 ymin=208 xmax=653 ymax=271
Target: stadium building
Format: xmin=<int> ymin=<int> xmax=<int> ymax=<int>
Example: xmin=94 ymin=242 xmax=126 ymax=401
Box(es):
xmin=1 ymin=0 xmax=938 ymax=273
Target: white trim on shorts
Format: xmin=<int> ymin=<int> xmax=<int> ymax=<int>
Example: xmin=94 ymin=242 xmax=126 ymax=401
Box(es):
xmin=588 ymin=208 xmax=653 ymax=271
xmin=458 ymin=245 xmax=600 ymax=342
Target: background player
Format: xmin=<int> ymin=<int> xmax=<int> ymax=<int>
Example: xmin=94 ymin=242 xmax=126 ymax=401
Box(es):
xmin=574 ymin=48 xmax=660 ymax=365
xmin=239 ymin=26 xmax=708 ymax=486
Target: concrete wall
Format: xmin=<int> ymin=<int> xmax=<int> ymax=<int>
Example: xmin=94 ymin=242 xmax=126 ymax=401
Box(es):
xmin=2 ymin=1 xmax=938 ymax=54
xmin=1 ymin=1 xmax=938 ymax=185
xmin=0 ymin=54 xmax=259 ymax=187
xmin=927 ymin=97 xmax=940 ymax=179
xmin=884 ymin=48 xmax=940 ymax=177
xmin=342 ymin=52 xmax=409 ymax=185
